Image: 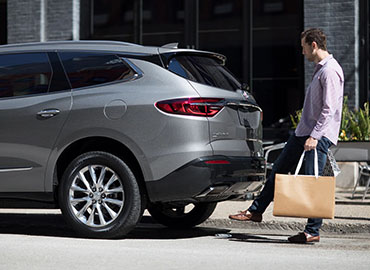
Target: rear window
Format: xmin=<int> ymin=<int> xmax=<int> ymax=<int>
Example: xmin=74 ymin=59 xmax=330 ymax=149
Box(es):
xmin=59 ymin=52 xmax=137 ymax=89
xmin=167 ymin=55 xmax=240 ymax=91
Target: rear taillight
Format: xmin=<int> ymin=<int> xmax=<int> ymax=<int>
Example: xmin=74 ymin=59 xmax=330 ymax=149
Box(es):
xmin=204 ymin=160 xmax=231 ymax=164
xmin=155 ymin=98 xmax=224 ymax=117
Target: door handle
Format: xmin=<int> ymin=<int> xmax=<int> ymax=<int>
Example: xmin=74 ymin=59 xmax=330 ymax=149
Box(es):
xmin=37 ymin=109 xmax=60 ymax=118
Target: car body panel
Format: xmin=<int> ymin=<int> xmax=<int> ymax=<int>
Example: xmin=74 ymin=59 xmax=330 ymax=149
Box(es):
xmin=186 ymin=81 xmax=263 ymax=158
xmin=0 ymin=91 xmax=72 ymax=191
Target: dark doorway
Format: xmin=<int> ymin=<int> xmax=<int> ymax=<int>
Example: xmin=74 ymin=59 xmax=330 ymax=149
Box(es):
xmin=0 ymin=0 xmax=7 ymax=45
xmin=251 ymin=0 xmax=304 ymax=142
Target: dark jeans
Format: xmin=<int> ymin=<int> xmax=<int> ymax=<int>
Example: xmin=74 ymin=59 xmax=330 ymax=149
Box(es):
xmin=248 ymin=134 xmax=333 ymax=236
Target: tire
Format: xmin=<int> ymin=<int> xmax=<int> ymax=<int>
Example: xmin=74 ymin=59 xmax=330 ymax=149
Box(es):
xmin=148 ymin=202 xmax=217 ymax=228
xmin=58 ymin=151 xmax=142 ymax=238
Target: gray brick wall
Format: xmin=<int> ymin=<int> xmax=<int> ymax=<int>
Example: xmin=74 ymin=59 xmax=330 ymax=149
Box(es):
xmin=8 ymin=0 xmax=42 ymax=43
xmin=46 ymin=0 xmax=74 ymax=41
xmin=8 ymin=0 xmax=77 ymax=44
xmin=304 ymin=0 xmax=359 ymax=109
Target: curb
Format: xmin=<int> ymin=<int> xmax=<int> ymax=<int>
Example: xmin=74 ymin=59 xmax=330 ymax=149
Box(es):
xmin=203 ymin=219 xmax=370 ymax=234
xmin=336 ymin=200 xmax=370 ymax=205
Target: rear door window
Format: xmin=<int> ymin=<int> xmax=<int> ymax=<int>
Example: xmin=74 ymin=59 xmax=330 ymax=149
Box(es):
xmin=167 ymin=55 xmax=241 ymax=91
xmin=59 ymin=52 xmax=137 ymax=89
xmin=0 ymin=53 xmax=52 ymax=98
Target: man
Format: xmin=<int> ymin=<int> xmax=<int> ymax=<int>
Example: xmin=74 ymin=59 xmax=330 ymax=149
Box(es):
xmin=229 ymin=28 xmax=344 ymax=243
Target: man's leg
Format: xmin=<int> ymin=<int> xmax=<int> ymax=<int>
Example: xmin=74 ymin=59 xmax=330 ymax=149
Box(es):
xmin=229 ymin=135 xmax=306 ymax=221
xmin=247 ymin=135 xmax=306 ymax=214
xmin=303 ymin=137 xmax=333 ymax=236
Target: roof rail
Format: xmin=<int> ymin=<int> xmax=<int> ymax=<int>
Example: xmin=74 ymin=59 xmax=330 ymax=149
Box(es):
xmin=0 ymin=40 xmax=143 ymax=48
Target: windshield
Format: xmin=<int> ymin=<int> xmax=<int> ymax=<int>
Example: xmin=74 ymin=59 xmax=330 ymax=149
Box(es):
xmin=167 ymin=55 xmax=241 ymax=91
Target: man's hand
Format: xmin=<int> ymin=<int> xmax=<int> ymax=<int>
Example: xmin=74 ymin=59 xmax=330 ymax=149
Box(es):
xmin=304 ymin=137 xmax=318 ymax=151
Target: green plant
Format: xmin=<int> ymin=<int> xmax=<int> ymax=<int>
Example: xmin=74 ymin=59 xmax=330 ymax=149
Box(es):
xmin=339 ymin=96 xmax=350 ymax=141
xmin=340 ymin=96 xmax=370 ymax=141
xmin=290 ymin=109 xmax=302 ymax=129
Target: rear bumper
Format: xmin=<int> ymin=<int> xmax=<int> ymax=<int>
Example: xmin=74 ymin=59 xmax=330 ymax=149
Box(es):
xmin=146 ymin=156 xmax=266 ymax=203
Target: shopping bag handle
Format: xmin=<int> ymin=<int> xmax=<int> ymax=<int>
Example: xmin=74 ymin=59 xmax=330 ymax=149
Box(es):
xmin=294 ymin=149 xmax=319 ymax=178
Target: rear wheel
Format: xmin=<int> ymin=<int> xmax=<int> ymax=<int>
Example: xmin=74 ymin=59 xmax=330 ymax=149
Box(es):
xmin=148 ymin=202 xmax=217 ymax=228
xmin=59 ymin=151 xmax=142 ymax=238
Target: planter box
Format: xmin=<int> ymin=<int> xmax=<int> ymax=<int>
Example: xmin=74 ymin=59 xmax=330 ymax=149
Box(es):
xmin=331 ymin=141 xmax=370 ymax=162
xmin=336 ymin=162 xmax=359 ymax=188
xmin=331 ymin=141 xmax=369 ymax=188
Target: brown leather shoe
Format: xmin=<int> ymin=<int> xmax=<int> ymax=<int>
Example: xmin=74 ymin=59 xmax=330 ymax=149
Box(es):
xmin=288 ymin=232 xmax=320 ymax=243
xmin=228 ymin=210 xmax=262 ymax=222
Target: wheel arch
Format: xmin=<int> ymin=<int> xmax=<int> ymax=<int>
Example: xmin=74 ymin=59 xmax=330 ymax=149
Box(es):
xmin=53 ymin=136 xmax=148 ymax=206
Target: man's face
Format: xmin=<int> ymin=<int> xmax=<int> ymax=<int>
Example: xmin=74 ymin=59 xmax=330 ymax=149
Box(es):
xmin=301 ymin=37 xmax=315 ymax=62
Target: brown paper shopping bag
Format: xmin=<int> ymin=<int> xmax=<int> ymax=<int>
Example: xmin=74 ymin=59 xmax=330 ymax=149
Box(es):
xmin=273 ymin=149 xmax=336 ymax=219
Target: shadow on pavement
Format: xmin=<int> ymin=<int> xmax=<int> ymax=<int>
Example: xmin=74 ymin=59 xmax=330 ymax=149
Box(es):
xmin=334 ymin=216 xmax=370 ymax=221
xmin=0 ymin=213 xmax=231 ymax=240
xmin=0 ymin=213 xmax=77 ymax=238
xmin=214 ymin=232 xmax=297 ymax=245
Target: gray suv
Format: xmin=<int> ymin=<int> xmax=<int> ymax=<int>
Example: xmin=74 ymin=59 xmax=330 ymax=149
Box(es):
xmin=0 ymin=41 xmax=265 ymax=238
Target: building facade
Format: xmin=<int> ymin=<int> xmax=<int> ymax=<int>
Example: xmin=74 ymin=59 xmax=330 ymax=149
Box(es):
xmin=2 ymin=0 xmax=369 ymax=141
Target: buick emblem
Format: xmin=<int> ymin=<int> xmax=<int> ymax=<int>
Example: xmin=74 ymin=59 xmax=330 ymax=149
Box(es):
xmin=242 ymin=91 xmax=249 ymax=100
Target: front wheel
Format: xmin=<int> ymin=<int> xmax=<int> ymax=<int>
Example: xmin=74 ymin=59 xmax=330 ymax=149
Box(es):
xmin=58 ymin=151 xmax=142 ymax=238
xmin=148 ymin=202 xmax=217 ymax=228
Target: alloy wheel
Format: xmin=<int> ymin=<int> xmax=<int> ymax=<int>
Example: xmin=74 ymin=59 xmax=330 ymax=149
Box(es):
xmin=68 ymin=165 xmax=125 ymax=227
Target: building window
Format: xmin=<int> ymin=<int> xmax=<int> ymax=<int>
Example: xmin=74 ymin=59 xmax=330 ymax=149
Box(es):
xmin=142 ymin=0 xmax=185 ymax=46
xmin=252 ymin=0 xmax=303 ymax=133
xmin=0 ymin=0 xmax=6 ymax=45
xmin=92 ymin=0 xmax=134 ymax=41
xmin=198 ymin=0 xmax=243 ymax=82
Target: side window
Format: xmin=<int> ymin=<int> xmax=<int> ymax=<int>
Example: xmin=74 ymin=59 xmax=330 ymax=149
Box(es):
xmin=59 ymin=52 xmax=137 ymax=89
xmin=0 ymin=53 xmax=52 ymax=98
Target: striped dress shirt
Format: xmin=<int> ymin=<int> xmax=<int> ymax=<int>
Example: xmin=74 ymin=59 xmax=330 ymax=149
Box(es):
xmin=295 ymin=55 xmax=344 ymax=145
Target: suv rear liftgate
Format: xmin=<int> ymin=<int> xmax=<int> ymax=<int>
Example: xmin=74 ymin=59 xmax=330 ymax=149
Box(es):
xmin=147 ymin=99 xmax=265 ymax=203
xmin=146 ymin=50 xmax=265 ymax=229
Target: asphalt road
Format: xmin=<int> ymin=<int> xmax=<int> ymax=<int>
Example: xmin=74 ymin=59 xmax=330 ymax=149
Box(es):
xmin=0 ymin=213 xmax=370 ymax=270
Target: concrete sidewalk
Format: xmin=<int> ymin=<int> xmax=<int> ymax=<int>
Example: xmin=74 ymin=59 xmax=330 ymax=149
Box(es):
xmin=205 ymin=188 xmax=370 ymax=234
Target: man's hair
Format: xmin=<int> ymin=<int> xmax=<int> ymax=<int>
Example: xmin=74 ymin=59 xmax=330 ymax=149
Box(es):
xmin=301 ymin=28 xmax=327 ymax=51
